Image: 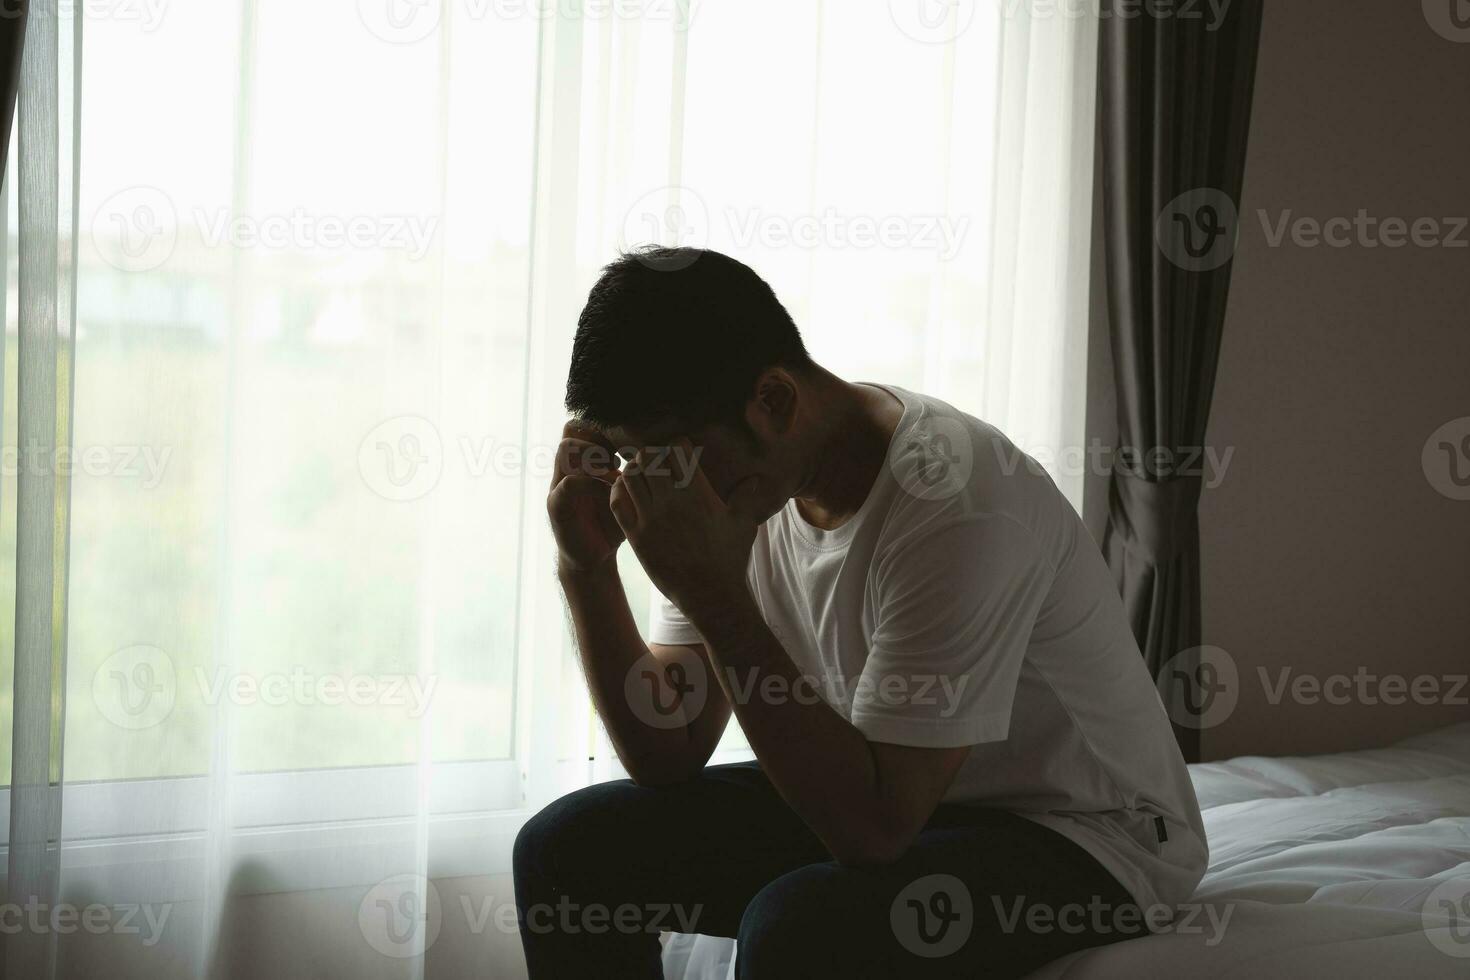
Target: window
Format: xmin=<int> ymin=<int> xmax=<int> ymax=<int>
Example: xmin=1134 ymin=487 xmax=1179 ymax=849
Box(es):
xmin=1 ymin=0 xmax=1095 ymax=890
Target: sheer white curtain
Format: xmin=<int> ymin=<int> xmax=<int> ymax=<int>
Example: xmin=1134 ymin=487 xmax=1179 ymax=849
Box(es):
xmin=0 ymin=1 xmax=1096 ymax=977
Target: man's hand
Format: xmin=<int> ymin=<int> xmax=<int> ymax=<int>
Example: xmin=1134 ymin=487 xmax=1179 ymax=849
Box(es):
xmin=609 ymin=438 xmax=757 ymax=618
xmin=547 ymin=421 xmax=625 ymax=574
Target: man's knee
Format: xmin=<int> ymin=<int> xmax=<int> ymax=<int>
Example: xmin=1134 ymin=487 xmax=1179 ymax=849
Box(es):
xmin=514 ymin=780 xmax=636 ymax=883
xmin=736 ymin=865 xmax=854 ymax=976
xmin=512 ymin=802 xmax=557 ymax=884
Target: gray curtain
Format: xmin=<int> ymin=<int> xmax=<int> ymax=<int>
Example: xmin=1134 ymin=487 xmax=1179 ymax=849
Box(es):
xmin=1097 ymin=0 xmax=1265 ymax=762
xmin=5 ymin=1 xmax=81 ymax=978
xmin=0 ymin=1 xmax=21 ymax=165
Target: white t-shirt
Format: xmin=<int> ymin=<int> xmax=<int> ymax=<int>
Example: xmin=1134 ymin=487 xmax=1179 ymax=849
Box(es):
xmin=649 ymin=384 xmax=1208 ymax=910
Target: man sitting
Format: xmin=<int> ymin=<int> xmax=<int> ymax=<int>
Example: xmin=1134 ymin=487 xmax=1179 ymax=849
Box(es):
xmin=514 ymin=247 xmax=1206 ymax=979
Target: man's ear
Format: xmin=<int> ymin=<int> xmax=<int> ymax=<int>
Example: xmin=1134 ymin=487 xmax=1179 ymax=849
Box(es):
xmin=745 ymin=368 xmax=799 ymax=437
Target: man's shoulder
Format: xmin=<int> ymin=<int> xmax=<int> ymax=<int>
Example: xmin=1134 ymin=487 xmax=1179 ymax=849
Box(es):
xmin=880 ymin=386 xmax=1067 ymax=542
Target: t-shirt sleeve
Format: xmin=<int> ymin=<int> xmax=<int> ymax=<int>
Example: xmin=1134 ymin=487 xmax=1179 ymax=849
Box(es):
xmin=647 ymin=591 xmax=706 ymax=648
xmin=851 ymin=514 xmax=1054 ymax=748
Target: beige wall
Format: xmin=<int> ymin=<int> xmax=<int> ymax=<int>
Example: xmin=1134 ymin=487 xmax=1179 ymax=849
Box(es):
xmin=1198 ymin=1 xmax=1470 ymax=759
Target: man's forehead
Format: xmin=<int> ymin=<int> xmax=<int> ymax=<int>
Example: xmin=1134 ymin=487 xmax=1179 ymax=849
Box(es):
xmin=604 ymin=422 xmax=688 ymax=450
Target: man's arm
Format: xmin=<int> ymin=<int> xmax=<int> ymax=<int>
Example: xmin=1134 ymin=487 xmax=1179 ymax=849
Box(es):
xmin=558 ymin=561 xmax=731 ymax=786
xmin=547 ymin=422 xmax=730 ymax=786
xmin=608 ymin=442 xmax=973 ymax=865
xmin=691 ymin=595 xmax=971 ymax=866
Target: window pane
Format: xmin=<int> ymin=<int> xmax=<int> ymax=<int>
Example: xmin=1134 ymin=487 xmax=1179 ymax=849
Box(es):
xmin=64 ymin=5 xmax=539 ymax=779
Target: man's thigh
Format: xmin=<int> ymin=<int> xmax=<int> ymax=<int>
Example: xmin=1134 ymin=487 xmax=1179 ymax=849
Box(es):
xmin=513 ymin=761 xmax=829 ymax=938
xmin=736 ymin=808 xmax=1138 ymax=979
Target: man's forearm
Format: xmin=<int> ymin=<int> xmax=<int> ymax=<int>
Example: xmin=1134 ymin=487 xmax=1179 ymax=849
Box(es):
xmin=558 ymin=560 xmax=715 ymax=784
xmin=686 ymin=594 xmax=903 ymax=865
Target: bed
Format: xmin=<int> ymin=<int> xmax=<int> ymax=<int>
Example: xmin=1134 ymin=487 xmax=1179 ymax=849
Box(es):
xmin=662 ymin=721 xmax=1470 ymax=978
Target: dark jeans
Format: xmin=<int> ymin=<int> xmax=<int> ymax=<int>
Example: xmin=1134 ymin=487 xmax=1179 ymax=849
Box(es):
xmin=513 ymin=762 xmax=1137 ymax=979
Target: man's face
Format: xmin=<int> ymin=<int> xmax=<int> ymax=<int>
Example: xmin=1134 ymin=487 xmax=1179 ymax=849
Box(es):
xmin=604 ymin=418 xmax=794 ymax=524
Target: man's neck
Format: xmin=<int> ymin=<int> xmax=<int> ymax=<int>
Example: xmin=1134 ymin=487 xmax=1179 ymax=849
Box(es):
xmin=794 ymin=377 xmax=904 ymax=531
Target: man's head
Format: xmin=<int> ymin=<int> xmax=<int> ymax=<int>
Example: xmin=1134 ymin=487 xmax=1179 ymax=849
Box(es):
xmin=565 ymin=247 xmax=815 ymax=521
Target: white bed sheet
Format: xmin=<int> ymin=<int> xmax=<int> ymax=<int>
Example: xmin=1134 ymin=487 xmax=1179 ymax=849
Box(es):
xmin=662 ymin=721 xmax=1470 ymax=979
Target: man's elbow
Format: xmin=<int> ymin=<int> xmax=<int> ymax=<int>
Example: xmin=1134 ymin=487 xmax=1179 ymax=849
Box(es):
xmin=621 ymin=751 xmax=704 ymax=788
xmin=828 ymin=823 xmax=912 ymax=868
xmin=626 ymin=764 xmax=694 ymax=788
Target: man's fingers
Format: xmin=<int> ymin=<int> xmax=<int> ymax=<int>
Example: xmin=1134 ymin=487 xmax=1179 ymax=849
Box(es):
xmin=666 ymin=436 xmax=721 ymax=504
xmin=634 ymin=440 xmax=708 ymax=498
xmin=619 ymin=465 xmax=653 ymax=512
xmin=554 ymin=436 xmax=620 ymax=488
xmin=596 ymin=488 xmax=627 ymax=546
xmin=669 ymin=437 xmax=705 ymax=492
xmin=605 ymin=476 xmax=640 ymax=537
xmin=547 ymin=471 xmax=594 ymax=516
xmin=548 ymin=474 xmax=627 ymax=557
xmin=553 ymin=420 xmax=622 ymax=491
xmin=561 ymin=419 xmax=617 ymax=451
xmin=634 ymin=449 xmax=675 ymax=499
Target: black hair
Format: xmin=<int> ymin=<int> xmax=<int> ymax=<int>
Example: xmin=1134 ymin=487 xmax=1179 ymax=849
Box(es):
xmin=565 ymin=247 xmax=811 ymax=431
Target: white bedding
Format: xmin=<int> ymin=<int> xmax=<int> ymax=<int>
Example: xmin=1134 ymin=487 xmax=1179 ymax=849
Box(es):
xmin=663 ymin=721 xmax=1470 ymax=978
